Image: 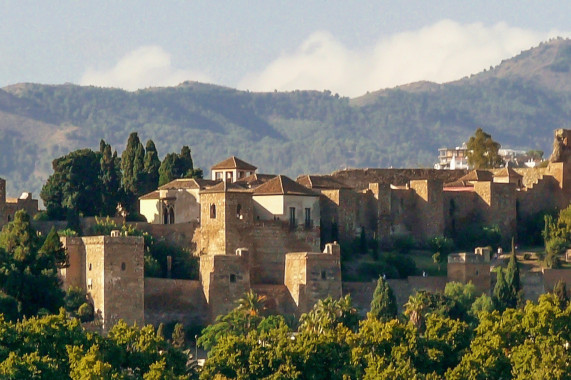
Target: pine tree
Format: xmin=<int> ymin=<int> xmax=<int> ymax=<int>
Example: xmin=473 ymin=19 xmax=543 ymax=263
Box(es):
xmin=369 ymin=276 xmax=397 ymax=321
xmin=143 ymin=140 xmax=161 ymax=194
xmin=466 ymin=128 xmax=503 ymax=169
xmin=493 ymin=268 xmax=511 ymax=312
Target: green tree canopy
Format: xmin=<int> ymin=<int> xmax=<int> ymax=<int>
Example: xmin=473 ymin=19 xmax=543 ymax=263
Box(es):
xmin=368 ymin=276 xmax=397 ymax=322
xmin=466 ymin=128 xmax=503 ymax=169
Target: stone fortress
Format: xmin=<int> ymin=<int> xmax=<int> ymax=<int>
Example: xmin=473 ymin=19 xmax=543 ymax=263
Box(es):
xmin=4 ymin=130 xmax=571 ymax=330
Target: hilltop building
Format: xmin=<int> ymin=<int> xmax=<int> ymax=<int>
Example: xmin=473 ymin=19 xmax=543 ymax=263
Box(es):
xmin=56 ymin=129 xmax=571 ymax=329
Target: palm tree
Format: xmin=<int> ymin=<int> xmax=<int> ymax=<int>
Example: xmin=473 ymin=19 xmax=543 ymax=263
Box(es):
xmin=404 ymin=291 xmax=430 ymax=331
xmin=236 ymin=290 xmax=267 ymax=317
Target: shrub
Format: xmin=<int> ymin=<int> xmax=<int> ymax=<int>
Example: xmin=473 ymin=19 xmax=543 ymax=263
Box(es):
xmin=545 ymin=237 xmax=567 ymax=256
xmin=33 ymin=211 xmax=49 ymax=221
xmin=385 ymin=253 xmax=418 ymax=278
xmin=522 ymin=253 xmax=531 ymax=260
xmin=392 ymin=234 xmax=416 ymax=253
xmin=356 ymin=261 xmax=398 ymax=281
xmin=77 ymin=302 xmax=94 ymax=322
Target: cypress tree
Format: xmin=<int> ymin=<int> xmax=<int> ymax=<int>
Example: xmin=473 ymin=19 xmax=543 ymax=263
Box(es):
xmin=121 ymin=132 xmax=145 ymax=214
xmin=369 ymin=276 xmax=397 ymax=321
xmin=158 ymin=153 xmax=178 ymax=186
xmin=100 ymin=142 xmax=121 ymax=216
xmin=121 ymin=132 xmax=145 ymax=195
xmin=505 ymin=237 xmax=521 ymax=308
xmin=143 ymin=140 xmax=161 ymax=194
xmin=493 ymin=268 xmax=510 ymax=312
xmin=179 ymin=146 xmax=194 ymax=176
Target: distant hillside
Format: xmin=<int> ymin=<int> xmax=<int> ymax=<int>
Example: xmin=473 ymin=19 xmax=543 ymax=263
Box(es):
xmin=2 ymin=38 xmax=571 ymax=198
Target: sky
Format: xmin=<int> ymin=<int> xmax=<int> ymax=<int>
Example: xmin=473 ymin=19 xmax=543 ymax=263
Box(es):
xmin=1 ymin=1 xmax=570 ymax=97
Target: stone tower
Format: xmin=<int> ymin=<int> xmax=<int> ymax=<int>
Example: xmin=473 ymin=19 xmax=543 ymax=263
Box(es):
xmin=198 ymin=183 xmax=254 ymax=256
xmin=60 ymin=233 xmax=145 ymax=331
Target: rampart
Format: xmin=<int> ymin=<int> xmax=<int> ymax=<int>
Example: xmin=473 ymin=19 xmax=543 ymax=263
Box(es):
xmin=144 ymin=277 xmax=208 ymax=327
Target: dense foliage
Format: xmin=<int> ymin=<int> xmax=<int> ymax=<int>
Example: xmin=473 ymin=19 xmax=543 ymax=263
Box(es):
xmin=466 ymin=128 xmax=503 ymax=169
xmin=0 ymin=311 xmax=195 ymax=379
xmin=198 ymin=286 xmax=571 ymax=379
xmin=40 ymin=135 xmax=199 ymax=221
xmin=0 ymin=211 xmax=65 ymax=318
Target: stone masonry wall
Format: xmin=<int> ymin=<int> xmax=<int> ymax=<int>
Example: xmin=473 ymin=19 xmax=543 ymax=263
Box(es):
xmin=250 ymin=221 xmax=320 ymax=284
xmin=144 ymin=278 xmax=208 ymax=327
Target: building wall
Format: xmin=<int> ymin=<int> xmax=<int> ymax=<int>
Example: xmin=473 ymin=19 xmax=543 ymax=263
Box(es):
xmin=59 ymin=237 xmax=86 ymax=291
xmin=253 ymin=195 xmax=284 ymax=219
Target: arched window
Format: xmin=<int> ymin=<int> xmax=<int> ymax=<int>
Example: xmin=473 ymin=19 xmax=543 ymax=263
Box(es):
xmin=121 ymin=262 xmax=126 ymax=271
xmin=210 ymin=204 xmax=216 ymax=219
xmin=236 ymin=204 xmax=242 ymax=219
xmin=169 ymin=207 xmax=175 ymax=224
xmin=163 ymin=207 xmax=168 ymax=224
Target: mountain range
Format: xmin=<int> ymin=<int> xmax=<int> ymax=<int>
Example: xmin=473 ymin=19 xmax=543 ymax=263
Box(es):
xmin=2 ymin=37 xmax=571 ymax=198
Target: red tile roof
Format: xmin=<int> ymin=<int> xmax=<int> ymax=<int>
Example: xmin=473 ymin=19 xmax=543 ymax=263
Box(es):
xmin=253 ymin=175 xmax=318 ymax=196
xmin=211 ymin=156 xmax=257 ymax=171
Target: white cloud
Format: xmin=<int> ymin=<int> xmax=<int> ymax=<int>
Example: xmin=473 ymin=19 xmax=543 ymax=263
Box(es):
xmin=238 ymin=20 xmax=567 ymax=97
xmin=80 ymin=46 xmax=210 ymax=90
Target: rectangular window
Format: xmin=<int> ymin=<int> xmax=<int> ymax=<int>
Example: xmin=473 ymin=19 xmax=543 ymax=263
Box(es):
xmin=305 ymin=208 xmax=311 ymax=228
xmin=215 ymin=172 xmax=222 ymax=180
xmin=289 ymin=207 xmax=296 ymax=229
xmin=226 ymin=171 xmax=233 ymax=182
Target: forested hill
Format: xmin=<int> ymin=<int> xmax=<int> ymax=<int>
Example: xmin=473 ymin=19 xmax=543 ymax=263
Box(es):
xmin=2 ymin=38 xmax=571 ymax=197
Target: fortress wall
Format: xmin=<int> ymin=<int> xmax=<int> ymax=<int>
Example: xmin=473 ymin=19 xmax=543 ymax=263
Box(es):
xmin=251 ymin=284 xmax=297 ymax=315
xmin=144 ymin=278 xmax=208 ymax=327
xmin=409 ymin=179 xmax=444 ymax=241
xmin=443 ymin=191 xmax=478 ymax=236
xmin=250 ymin=221 xmax=319 ymax=284
xmin=330 ymin=168 xmax=468 ymax=190
xmin=517 ymin=175 xmax=563 ymax=218
xmin=389 ymin=188 xmax=415 ymax=236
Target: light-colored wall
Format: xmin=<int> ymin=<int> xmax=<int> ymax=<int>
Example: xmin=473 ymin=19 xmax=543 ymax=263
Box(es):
xmin=253 ymin=195 xmax=284 ymax=220
xmin=140 ymin=189 xmax=200 ymax=225
xmin=252 ymin=195 xmax=320 ymax=227
xmin=212 ymin=169 xmax=254 ymax=182
xmin=140 ymin=199 xmax=161 ymax=224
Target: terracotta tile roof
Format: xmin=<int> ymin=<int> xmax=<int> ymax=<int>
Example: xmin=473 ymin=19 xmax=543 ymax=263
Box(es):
xmin=494 ymin=167 xmax=523 ymax=178
xmin=253 ymin=175 xmax=318 ymax=196
xmin=158 ymin=178 xmax=219 ymax=190
xmin=211 ymin=156 xmax=257 ymax=171
xmin=235 ymin=173 xmax=276 ymax=188
xmin=296 ymin=175 xmax=352 ymax=189
xmin=457 ymin=170 xmax=493 ymax=182
xmin=139 ymin=191 xmax=161 ymax=200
